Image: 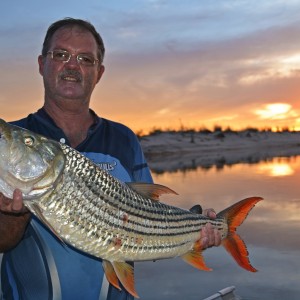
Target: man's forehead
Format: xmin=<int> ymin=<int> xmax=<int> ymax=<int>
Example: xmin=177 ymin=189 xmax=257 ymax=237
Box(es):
xmin=49 ymin=25 xmax=98 ymax=54
xmin=52 ymin=25 xmax=93 ymax=40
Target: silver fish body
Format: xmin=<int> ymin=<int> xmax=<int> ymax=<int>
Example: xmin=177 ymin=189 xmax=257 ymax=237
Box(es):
xmin=0 ymin=119 xmax=262 ymax=298
xmin=38 ymin=145 xmax=227 ymax=261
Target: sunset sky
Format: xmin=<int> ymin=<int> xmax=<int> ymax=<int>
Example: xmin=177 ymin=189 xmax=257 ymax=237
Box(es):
xmin=1 ymin=1 xmax=300 ymax=134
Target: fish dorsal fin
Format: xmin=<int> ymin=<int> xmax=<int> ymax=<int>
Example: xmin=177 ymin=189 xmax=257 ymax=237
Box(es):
xmin=28 ymin=203 xmax=66 ymax=246
xmin=102 ymin=260 xmax=121 ymax=291
xmin=181 ymin=249 xmax=212 ymax=271
xmin=112 ymin=261 xmax=139 ymax=298
xmin=126 ymin=182 xmax=178 ymax=201
xmin=189 ymin=204 xmax=202 ymax=214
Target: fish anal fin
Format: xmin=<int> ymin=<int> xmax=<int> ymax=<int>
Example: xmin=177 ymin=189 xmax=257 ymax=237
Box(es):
xmin=126 ymin=182 xmax=178 ymax=201
xmin=112 ymin=261 xmax=139 ymax=298
xmin=181 ymin=249 xmax=212 ymax=271
xmin=102 ymin=260 xmax=121 ymax=291
xmin=222 ymin=232 xmax=257 ymax=272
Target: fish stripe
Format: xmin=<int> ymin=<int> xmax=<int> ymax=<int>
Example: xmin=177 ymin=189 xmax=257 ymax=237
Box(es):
xmin=35 ymin=144 xmax=228 ymax=261
xmin=0 ymin=118 xmax=263 ymax=298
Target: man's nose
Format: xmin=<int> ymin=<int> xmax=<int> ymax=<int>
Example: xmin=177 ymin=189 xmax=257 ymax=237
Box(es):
xmin=65 ymin=55 xmax=80 ymax=67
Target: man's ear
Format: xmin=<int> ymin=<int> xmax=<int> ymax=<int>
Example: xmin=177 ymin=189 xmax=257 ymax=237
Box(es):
xmin=96 ymin=65 xmax=105 ymax=83
xmin=38 ymin=55 xmax=44 ymax=76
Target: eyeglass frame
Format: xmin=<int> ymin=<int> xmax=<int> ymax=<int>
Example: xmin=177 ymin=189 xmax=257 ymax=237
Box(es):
xmin=46 ymin=49 xmax=100 ymax=66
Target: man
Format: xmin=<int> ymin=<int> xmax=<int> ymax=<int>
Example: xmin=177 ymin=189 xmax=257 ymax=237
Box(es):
xmin=0 ymin=18 xmax=221 ymax=300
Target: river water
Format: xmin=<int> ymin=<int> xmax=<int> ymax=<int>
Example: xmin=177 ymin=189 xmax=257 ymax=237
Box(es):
xmin=135 ymin=155 xmax=300 ymax=299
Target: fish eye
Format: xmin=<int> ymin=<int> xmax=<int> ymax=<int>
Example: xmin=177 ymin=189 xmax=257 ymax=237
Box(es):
xmin=24 ymin=136 xmax=35 ymax=147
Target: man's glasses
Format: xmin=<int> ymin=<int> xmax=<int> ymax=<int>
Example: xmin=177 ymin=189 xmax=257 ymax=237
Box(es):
xmin=47 ymin=49 xmax=99 ymax=66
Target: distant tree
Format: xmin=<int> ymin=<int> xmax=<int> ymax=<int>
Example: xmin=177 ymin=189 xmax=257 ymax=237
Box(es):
xmin=281 ymin=126 xmax=290 ymax=132
xmin=135 ymin=129 xmax=145 ymax=139
xmin=261 ymin=127 xmax=272 ymax=133
xmin=213 ymin=125 xmax=222 ymax=132
xmin=149 ymin=127 xmax=163 ymax=136
xmin=199 ymin=127 xmax=212 ymax=134
xmin=245 ymin=127 xmax=259 ymax=133
xmin=224 ymin=126 xmax=235 ymax=134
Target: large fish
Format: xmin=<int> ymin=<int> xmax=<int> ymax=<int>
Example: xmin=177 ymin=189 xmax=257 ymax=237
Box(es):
xmin=0 ymin=119 xmax=262 ymax=298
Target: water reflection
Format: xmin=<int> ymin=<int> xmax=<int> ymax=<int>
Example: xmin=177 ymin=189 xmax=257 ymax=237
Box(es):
xmin=256 ymin=157 xmax=300 ymax=177
xmin=147 ymin=152 xmax=300 ymax=175
xmin=258 ymin=163 xmax=294 ymax=176
xmin=135 ymin=155 xmax=300 ymax=300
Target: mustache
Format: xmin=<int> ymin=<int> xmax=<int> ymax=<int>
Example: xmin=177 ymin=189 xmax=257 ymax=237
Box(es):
xmin=59 ymin=70 xmax=82 ymax=81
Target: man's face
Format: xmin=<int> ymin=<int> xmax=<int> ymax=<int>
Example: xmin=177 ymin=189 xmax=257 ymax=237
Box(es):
xmin=38 ymin=25 xmax=104 ymax=104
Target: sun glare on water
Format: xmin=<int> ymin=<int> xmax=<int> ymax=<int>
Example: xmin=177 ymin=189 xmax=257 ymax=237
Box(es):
xmin=257 ymin=163 xmax=294 ymax=177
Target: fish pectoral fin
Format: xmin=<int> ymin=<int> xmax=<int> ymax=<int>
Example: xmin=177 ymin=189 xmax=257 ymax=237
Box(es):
xmin=126 ymin=182 xmax=178 ymax=201
xmin=181 ymin=249 xmax=212 ymax=271
xmin=102 ymin=260 xmax=121 ymax=291
xmin=29 ymin=203 xmax=66 ymax=246
xmin=112 ymin=261 xmax=139 ymax=298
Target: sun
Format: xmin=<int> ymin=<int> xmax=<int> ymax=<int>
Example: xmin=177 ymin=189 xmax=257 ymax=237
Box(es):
xmin=254 ymin=103 xmax=291 ymax=120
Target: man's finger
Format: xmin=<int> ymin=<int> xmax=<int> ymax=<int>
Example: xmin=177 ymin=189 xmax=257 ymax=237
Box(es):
xmin=200 ymin=226 xmax=209 ymax=249
xmin=214 ymin=228 xmax=222 ymax=246
xmin=11 ymin=189 xmax=24 ymax=212
xmin=203 ymin=208 xmax=217 ymax=219
xmin=206 ymin=223 xmax=215 ymax=246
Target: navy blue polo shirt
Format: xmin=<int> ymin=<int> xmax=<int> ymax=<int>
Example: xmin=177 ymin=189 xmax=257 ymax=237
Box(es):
xmin=1 ymin=108 xmax=153 ymax=300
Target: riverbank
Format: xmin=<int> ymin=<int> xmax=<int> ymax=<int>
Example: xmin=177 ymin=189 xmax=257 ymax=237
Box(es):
xmin=140 ymin=130 xmax=300 ymax=173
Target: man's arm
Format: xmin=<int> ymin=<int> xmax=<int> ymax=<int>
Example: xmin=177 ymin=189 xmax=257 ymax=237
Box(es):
xmin=0 ymin=190 xmax=31 ymax=252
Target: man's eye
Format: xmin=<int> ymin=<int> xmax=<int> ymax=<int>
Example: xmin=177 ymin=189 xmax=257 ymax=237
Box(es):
xmin=78 ymin=55 xmax=94 ymax=64
xmin=54 ymin=51 xmax=69 ymax=60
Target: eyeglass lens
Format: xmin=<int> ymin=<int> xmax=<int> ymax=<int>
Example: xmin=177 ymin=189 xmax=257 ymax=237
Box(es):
xmin=50 ymin=50 xmax=98 ymax=66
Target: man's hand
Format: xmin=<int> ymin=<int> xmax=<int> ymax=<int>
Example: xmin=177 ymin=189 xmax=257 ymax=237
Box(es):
xmin=0 ymin=189 xmax=31 ymax=252
xmin=200 ymin=208 xmax=221 ymax=249
xmin=0 ymin=189 xmax=28 ymax=214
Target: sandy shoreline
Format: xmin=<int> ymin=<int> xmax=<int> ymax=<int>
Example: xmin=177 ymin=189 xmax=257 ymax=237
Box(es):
xmin=140 ymin=131 xmax=300 ymax=173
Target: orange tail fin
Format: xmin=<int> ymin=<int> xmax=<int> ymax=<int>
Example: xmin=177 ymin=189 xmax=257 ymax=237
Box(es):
xmin=217 ymin=196 xmax=263 ymax=272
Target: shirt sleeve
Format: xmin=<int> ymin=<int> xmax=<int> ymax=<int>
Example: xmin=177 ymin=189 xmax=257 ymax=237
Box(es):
xmin=131 ymin=135 xmax=153 ymax=184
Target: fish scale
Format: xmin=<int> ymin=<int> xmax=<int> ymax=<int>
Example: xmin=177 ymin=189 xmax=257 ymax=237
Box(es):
xmin=37 ymin=144 xmax=213 ymax=261
xmin=0 ymin=119 xmax=262 ymax=298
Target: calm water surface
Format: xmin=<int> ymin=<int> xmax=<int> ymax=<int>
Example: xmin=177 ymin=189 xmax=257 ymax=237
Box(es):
xmin=135 ymin=156 xmax=300 ymax=300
